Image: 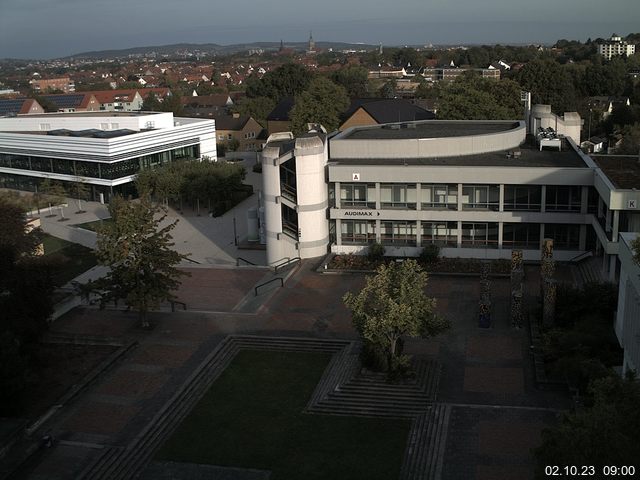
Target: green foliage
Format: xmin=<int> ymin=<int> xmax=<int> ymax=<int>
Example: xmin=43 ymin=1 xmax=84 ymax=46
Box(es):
xmin=331 ymin=65 xmax=370 ymax=97
xmin=367 ymin=242 xmax=386 ymax=261
xmin=40 ymin=178 xmax=67 ymax=205
xmin=419 ymin=244 xmax=440 ymax=264
xmin=231 ymin=96 xmax=275 ymax=127
xmin=555 ymin=282 xmax=618 ymax=329
xmin=632 ymin=235 xmax=640 ymax=265
xmin=88 ymin=197 xmax=189 ymax=327
xmin=438 ymin=75 xmax=523 ymax=120
xmin=0 ymin=331 xmax=28 ymax=416
xmin=0 ymin=197 xmax=53 ymax=348
xmin=141 ymin=91 xmax=162 ymax=111
xmin=378 ymin=79 xmax=397 ymax=99
xmin=534 ymin=374 xmax=640 ymax=475
xmin=392 ymin=48 xmax=421 ymax=68
xmin=516 ymin=58 xmax=577 ymax=113
xmin=290 ymin=77 xmax=349 ymax=134
xmin=245 ymin=63 xmax=313 ymax=102
xmin=343 ymin=260 xmax=450 ymax=373
xmin=615 ymin=123 xmax=640 ymax=155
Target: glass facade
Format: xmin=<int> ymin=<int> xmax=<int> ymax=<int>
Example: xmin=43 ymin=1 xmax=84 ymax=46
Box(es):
xmin=462 ymin=185 xmax=500 ymax=210
xmin=421 ymin=221 xmax=458 ymax=246
xmin=381 ymin=221 xmax=417 ymax=246
xmin=504 ymin=185 xmax=541 ymax=211
xmin=544 ymin=224 xmax=580 ymax=250
xmin=421 ymin=184 xmax=457 ymax=210
xmin=545 ymin=186 xmax=582 ymax=212
xmin=380 ymin=184 xmax=417 ymax=209
xmin=502 ymin=223 xmax=541 ymax=249
xmin=340 ymin=183 xmax=375 ymax=208
xmin=0 ymin=145 xmax=199 ymax=181
xmin=341 ymin=220 xmax=376 ymax=244
xmin=461 ymin=222 xmax=499 ymax=247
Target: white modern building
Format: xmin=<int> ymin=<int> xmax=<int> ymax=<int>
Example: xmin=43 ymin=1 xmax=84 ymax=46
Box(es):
xmin=261 ymin=107 xmax=640 ymax=282
xmin=0 ymin=111 xmax=216 ymax=201
xmin=614 ymin=233 xmax=640 ymax=375
xmin=598 ymin=34 xmax=636 ymax=60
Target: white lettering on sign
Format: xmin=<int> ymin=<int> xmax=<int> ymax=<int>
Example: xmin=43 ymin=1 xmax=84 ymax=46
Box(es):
xmin=628 ymin=199 xmax=637 ymax=209
xmin=352 ymin=173 xmax=360 ymax=181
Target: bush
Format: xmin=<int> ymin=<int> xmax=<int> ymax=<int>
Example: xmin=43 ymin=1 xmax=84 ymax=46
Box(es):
xmin=367 ymin=242 xmax=386 ymax=261
xmin=419 ymin=244 xmax=440 ymax=264
xmin=252 ymin=162 xmax=262 ymax=173
xmin=360 ymin=341 xmax=387 ymax=372
xmin=216 ymin=143 xmax=227 ymax=157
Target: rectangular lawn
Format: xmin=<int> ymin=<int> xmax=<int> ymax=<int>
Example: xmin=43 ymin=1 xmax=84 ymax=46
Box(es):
xmin=42 ymin=234 xmax=97 ymax=285
xmin=156 ymin=350 xmax=410 ymax=480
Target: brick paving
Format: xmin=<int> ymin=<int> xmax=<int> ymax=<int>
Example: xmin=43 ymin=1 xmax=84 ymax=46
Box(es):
xmin=10 ymin=261 xmax=573 ymax=479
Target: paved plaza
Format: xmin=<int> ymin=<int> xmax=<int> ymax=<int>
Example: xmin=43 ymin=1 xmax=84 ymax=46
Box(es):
xmin=2 ymin=260 xmax=570 ymax=480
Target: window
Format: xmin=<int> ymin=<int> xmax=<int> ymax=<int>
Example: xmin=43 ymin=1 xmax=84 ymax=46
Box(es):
xmin=502 ymin=223 xmax=540 ymax=249
xmin=381 ymin=221 xmax=417 ymax=246
xmin=544 ymin=224 xmax=580 ymax=250
xmin=218 ymin=135 xmax=224 ymax=140
xmin=503 ymin=185 xmax=541 ymax=211
xmin=545 ymin=186 xmax=581 ymax=212
xmin=461 ymin=222 xmax=499 ymax=248
xmin=340 ymin=183 xmax=375 ymax=208
xmin=462 ymin=185 xmax=499 ymax=210
xmin=421 ymin=221 xmax=458 ymax=246
xmin=227 ymin=134 xmax=233 ymax=140
xmin=281 ymin=204 xmax=298 ymax=239
xmin=380 ymin=184 xmax=416 ymax=209
xmin=341 ymin=220 xmax=376 ymax=244
xmin=421 ymin=184 xmax=457 ymax=209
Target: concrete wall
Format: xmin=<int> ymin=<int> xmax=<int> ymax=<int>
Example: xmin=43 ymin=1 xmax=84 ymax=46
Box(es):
xmin=615 ymin=233 xmax=640 ymax=374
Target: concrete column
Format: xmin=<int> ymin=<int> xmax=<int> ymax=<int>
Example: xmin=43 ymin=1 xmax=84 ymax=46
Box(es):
xmin=498 ymin=222 xmax=504 ymax=249
xmin=456 ymin=220 xmax=462 ymax=247
xmin=416 ymin=220 xmax=422 ymax=247
xmin=579 ymin=224 xmax=587 ymax=251
xmin=539 ymin=224 xmax=545 ymax=249
xmin=609 ymin=254 xmax=617 ymax=282
xmin=375 ymin=182 xmax=381 ymax=210
xmin=499 ymin=184 xmax=505 ymax=212
xmin=335 ymin=182 xmax=341 ymax=208
xmin=605 ymin=208 xmax=612 ymax=232
xmin=457 ymin=183 xmax=463 ymax=211
xmin=612 ymin=210 xmax=620 ymax=241
xmin=375 ymin=219 xmax=381 ymax=243
xmin=416 ymin=183 xmax=422 ymax=211
xmin=540 ymin=185 xmax=546 ymax=213
xmin=580 ymin=186 xmax=589 ymax=214
xmin=335 ymin=219 xmax=342 ymax=246
xmin=597 ymin=197 xmax=603 ymax=218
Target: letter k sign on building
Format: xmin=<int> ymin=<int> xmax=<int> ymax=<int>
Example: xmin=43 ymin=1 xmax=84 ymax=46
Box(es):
xmin=352 ymin=173 xmax=360 ymax=181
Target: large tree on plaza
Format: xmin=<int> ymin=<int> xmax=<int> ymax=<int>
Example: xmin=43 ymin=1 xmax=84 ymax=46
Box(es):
xmin=87 ymin=196 xmax=189 ymax=328
xmin=343 ymin=259 xmax=450 ymax=372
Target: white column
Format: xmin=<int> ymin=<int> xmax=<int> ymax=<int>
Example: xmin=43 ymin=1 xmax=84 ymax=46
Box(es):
xmin=336 ymin=219 xmax=342 ymax=246
xmin=335 ymin=182 xmax=341 ymax=208
xmin=416 ymin=183 xmax=422 ymax=211
xmin=416 ymin=220 xmax=422 ymax=247
xmin=498 ymin=222 xmax=504 ymax=249
xmin=499 ymin=184 xmax=505 ymax=212
xmin=456 ymin=220 xmax=462 ymax=247
xmin=375 ymin=183 xmax=381 ymax=210
xmin=457 ymin=183 xmax=463 ymax=211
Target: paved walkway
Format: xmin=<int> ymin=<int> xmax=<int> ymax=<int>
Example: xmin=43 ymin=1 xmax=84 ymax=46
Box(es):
xmin=8 ymin=262 xmax=568 ymax=480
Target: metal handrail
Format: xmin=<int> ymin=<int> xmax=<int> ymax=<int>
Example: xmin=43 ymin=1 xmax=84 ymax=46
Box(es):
xmin=274 ymin=257 xmax=301 ymax=273
xmin=254 ymin=277 xmax=283 ymax=296
xmin=269 ymin=256 xmax=290 ymax=266
xmin=170 ymin=300 xmax=187 ymax=312
xmin=236 ymin=257 xmax=257 ymax=266
xmin=569 ymin=250 xmax=593 ymax=263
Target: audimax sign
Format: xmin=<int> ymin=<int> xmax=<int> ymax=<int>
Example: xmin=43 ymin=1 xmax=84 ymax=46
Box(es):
xmin=344 ymin=211 xmax=380 ymax=216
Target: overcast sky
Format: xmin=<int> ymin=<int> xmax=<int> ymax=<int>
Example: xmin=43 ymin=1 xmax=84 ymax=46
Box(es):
xmin=0 ymin=0 xmax=638 ymax=59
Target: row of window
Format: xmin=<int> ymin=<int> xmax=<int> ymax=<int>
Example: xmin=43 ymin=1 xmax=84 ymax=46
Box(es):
xmin=0 ymin=146 xmax=199 ymax=180
xmin=337 ymin=183 xmax=595 ymax=213
xmin=339 ymin=220 xmax=581 ymax=250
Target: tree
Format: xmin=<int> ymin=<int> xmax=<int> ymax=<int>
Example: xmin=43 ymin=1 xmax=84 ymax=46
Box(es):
xmin=0 ymin=197 xmax=53 ymax=347
xmin=245 ymin=63 xmax=313 ymax=102
xmin=616 ymin=123 xmax=640 ymax=155
xmin=534 ymin=374 xmax=640 ymax=477
xmin=88 ymin=197 xmax=189 ymax=328
xmin=289 ymin=77 xmax=349 ymax=134
xmin=141 ymin=91 xmax=162 ymax=111
xmin=343 ymin=260 xmax=450 ymax=372
xmin=39 ymin=179 xmax=67 ymax=217
xmin=331 ymin=65 xmax=370 ymax=98
xmin=378 ymin=79 xmax=397 ymax=99
xmin=231 ymin=96 xmax=275 ymax=128
xmin=632 ymin=235 xmax=640 ymax=265
xmin=70 ymin=177 xmax=90 ymax=213
xmin=516 ymin=59 xmax=577 ymax=113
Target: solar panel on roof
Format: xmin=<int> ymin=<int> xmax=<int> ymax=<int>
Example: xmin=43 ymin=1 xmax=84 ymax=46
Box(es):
xmin=0 ymin=99 xmax=26 ymax=116
xmin=42 ymin=94 xmax=84 ymax=108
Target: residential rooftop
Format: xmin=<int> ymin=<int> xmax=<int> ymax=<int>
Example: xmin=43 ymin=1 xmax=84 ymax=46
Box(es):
xmin=592 ymin=155 xmax=640 ymax=189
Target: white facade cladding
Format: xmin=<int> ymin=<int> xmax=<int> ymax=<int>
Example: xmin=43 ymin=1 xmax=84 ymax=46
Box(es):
xmin=261 ymin=132 xmax=329 ymax=265
xmin=614 ymin=233 xmax=640 ymax=375
xmin=0 ymin=111 xmax=216 ymax=201
xmin=262 ymin=113 xmax=640 ymax=277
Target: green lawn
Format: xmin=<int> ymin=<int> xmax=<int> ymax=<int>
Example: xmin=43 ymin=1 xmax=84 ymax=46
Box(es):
xmin=75 ymin=218 xmax=112 ymax=232
xmin=41 ymin=234 xmax=97 ymax=286
xmin=156 ymin=350 xmax=410 ymax=480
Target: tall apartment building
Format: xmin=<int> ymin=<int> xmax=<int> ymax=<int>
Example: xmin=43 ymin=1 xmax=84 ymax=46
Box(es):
xmin=29 ymin=77 xmax=76 ymax=93
xmin=598 ymin=34 xmax=636 ymax=60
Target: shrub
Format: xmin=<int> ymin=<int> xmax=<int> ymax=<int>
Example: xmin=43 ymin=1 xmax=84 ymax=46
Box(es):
xmin=367 ymin=242 xmax=386 ymax=261
xmin=360 ymin=341 xmax=387 ymax=372
xmin=419 ymin=244 xmax=440 ymax=264
xmin=252 ymin=162 xmax=262 ymax=173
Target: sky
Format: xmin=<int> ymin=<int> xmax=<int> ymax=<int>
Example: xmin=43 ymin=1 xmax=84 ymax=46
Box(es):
xmin=0 ymin=0 xmax=639 ymax=59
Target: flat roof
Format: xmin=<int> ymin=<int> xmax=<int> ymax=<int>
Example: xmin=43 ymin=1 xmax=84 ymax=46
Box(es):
xmin=330 ymin=139 xmax=587 ymax=168
xmin=16 ymin=111 xmax=162 ymax=118
xmin=340 ymin=121 xmax=521 ymax=140
xmin=592 ymin=155 xmax=640 ymax=189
